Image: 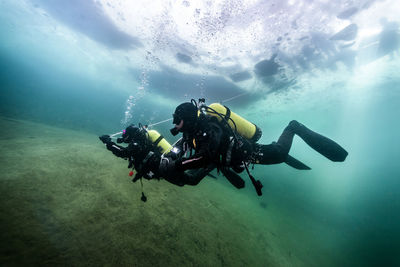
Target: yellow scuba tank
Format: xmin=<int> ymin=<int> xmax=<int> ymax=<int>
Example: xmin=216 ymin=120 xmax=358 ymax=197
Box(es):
xmin=208 ymin=103 xmax=262 ymax=142
xmin=146 ymin=129 xmax=172 ymax=153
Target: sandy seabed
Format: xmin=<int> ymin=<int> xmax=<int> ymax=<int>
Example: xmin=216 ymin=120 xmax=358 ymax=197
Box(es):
xmin=0 ymin=116 xmax=346 ymax=267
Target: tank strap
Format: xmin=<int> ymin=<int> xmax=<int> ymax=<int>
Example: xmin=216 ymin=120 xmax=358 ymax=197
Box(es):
xmin=223 ymin=105 xmax=231 ymax=121
xmin=154 ymin=135 xmax=164 ymax=146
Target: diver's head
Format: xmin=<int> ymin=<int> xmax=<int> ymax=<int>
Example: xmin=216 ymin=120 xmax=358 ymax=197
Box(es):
xmin=118 ymin=125 xmax=147 ymax=144
xmin=170 ymin=102 xmax=198 ymax=136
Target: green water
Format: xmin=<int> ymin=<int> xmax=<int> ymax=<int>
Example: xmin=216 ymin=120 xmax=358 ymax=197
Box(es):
xmin=1 ymin=0 xmax=400 ymax=266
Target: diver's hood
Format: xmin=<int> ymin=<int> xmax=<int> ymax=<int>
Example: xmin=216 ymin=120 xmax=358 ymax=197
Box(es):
xmin=119 ymin=125 xmax=147 ymax=144
xmin=171 ymin=102 xmax=198 ymax=135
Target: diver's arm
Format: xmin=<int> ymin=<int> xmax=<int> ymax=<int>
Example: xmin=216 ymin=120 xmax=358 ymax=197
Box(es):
xmin=160 ymin=137 xmax=210 ymax=171
xmin=174 ymin=137 xmax=215 ymax=170
xmin=157 ymin=153 xmax=208 ymax=177
xmin=107 ymin=142 xmax=130 ymax=158
xmin=176 ymin=154 xmax=209 ymax=170
xmin=99 ymin=135 xmax=130 ymax=158
xmin=176 ymin=122 xmax=222 ymax=171
xmin=159 ymin=122 xmax=222 ymax=173
xmin=163 ymin=163 xmax=215 ymax=186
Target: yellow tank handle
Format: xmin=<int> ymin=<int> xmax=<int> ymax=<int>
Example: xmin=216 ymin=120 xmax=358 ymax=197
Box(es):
xmin=147 ymin=129 xmax=172 ymax=154
xmin=208 ymin=103 xmax=262 ymax=142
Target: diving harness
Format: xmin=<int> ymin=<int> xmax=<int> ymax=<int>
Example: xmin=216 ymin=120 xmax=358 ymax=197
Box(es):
xmin=195 ymin=98 xmax=264 ymax=196
xmin=111 ymin=123 xmax=173 ymax=202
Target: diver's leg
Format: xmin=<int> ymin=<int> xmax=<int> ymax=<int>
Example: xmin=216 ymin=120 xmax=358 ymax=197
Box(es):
xmin=253 ymin=143 xmax=288 ymax=164
xmin=164 ymin=165 xmax=215 ymax=186
xmin=164 ymin=174 xmax=185 ymax=187
xmin=183 ymin=165 xmax=215 ymax=186
xmin=253 ymin=120 xmax=348 ymax=164
xmin=287 ymin=120 xmax=348 ymax=162
xmin=221 ymin=168 xmax=245 ymax=189
xmin=253 ymin=124 xmax=296 ymax=164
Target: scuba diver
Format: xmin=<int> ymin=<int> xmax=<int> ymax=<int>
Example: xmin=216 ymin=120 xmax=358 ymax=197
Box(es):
xmin=162 ymin=99 xmax=348 ymax=195
xmin=99 ymin=125 xmax=215 ymax=188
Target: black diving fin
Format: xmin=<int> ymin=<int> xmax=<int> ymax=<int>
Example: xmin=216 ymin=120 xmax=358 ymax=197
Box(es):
xmin=285 ymin=154 xmax=311 ymax=170
xmin=207 ymin=173 xmax=217 ymax=179
xmin=290 ymin=120 xmax=348 ymax=162
xmin=221 ymin=168 xmax=245 ymax=189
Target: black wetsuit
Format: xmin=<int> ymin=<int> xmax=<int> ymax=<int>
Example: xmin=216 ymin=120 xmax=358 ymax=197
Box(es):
xmin=172 ymin=115 xmax=348 ymax=172
xmin=101 ymin=136 xmax=214 ymax=186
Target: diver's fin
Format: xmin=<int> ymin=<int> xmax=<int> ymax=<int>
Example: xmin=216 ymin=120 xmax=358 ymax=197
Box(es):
xmin=285 ymin=155 xmax=311 ymax=170
xmin=221 ymin=168 xmax=245 ymax=189
xmin=290 ymin=121 xmax=348 ymax=162
xmin=207 ymin=173 xmax=217 ymax=179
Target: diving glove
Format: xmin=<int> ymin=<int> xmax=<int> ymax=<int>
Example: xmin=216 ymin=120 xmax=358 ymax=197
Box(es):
xmin=99 ymin=135 xmax=111 ymax=144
